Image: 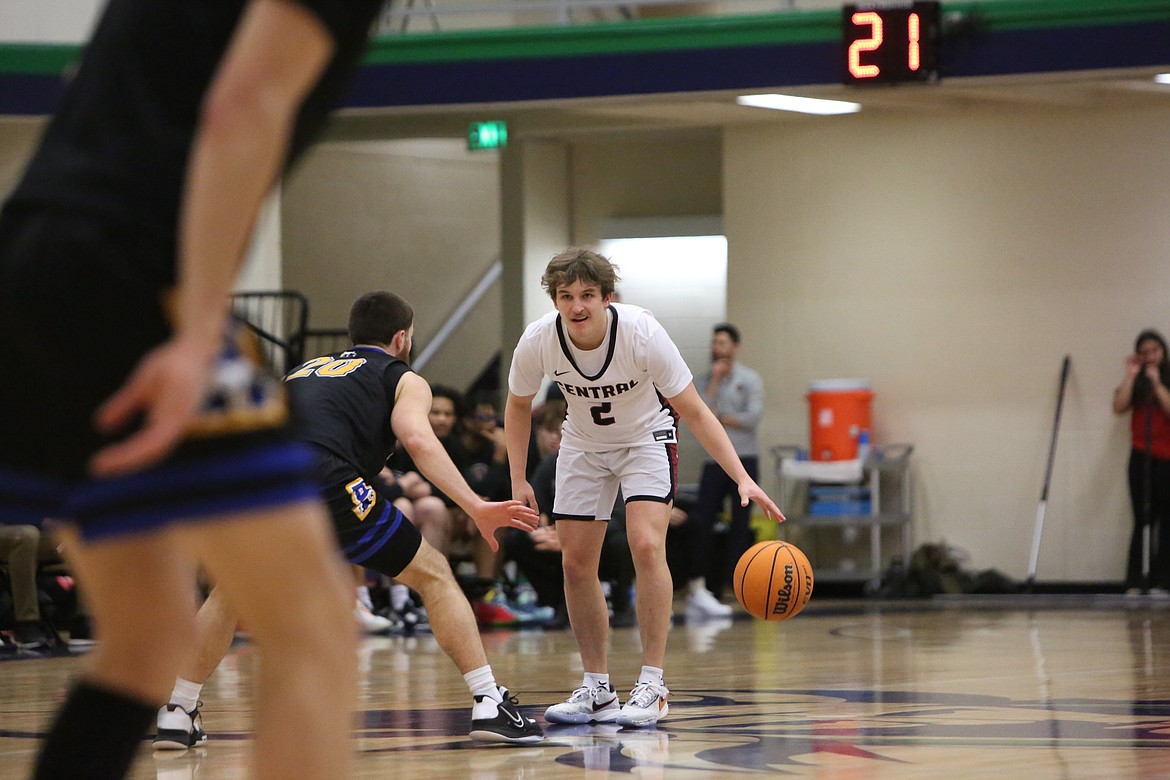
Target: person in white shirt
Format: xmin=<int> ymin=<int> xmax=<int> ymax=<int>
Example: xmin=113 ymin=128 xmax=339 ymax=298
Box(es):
xmin=504 ymin=248 xmax=784 ymax=728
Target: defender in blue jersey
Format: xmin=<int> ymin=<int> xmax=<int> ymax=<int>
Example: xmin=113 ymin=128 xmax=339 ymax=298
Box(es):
xmin=155 ymin=292 xmax=544 ymax=747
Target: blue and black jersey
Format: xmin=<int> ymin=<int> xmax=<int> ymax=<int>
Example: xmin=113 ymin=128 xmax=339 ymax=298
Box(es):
xmin=285 ymin=347 xmax=412 ymax=487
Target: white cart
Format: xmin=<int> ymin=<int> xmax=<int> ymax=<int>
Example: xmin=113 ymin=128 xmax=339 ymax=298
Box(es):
xmin=771 ymin=443 xmax=913 ymax=584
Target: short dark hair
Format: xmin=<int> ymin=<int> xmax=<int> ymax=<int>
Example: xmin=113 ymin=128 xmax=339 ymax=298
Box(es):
xmin=466 ymin=389 xmax=499 ymax=417
xmin=348 ymin=291 xmax=413 ymax=346
xmin=541 ymin=248 xmax=621 ymax=300
xmin=429 ymin=384 xmax=465 ymax=419
xmin=713 ymin=322 xmax=741 ymax=344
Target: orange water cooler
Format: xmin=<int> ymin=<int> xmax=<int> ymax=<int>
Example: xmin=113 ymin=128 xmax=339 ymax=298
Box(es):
xmin=807 ymin=379 xmax=873 ymax=461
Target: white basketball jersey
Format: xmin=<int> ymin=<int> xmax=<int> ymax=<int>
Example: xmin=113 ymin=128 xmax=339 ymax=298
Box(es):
xmin=509 ymin=302 xmax=692 ymax=452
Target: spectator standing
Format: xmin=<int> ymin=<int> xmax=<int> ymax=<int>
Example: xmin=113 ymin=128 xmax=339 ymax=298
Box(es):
xmin=687 ymin=323 xmax=766 ymax=618
xmin=1113 ymin=328 xmax=1170 ymax=595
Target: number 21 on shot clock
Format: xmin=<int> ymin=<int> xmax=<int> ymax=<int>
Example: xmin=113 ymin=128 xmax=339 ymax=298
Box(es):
xmin=842 ymin=1 xmax=940 ymax=85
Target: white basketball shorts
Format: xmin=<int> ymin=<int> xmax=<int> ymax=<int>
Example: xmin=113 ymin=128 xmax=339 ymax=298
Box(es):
xmin=552 ymin=442 xmax=678 ymax=521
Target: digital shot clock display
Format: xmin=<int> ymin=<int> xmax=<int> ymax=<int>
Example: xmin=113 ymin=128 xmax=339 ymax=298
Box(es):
xmin=842 ymin=2 xmax=941 ymax=85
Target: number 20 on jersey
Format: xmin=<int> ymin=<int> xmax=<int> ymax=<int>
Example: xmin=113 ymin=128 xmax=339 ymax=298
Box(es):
xmin=842 ymin=2 xmax=940 ymax=85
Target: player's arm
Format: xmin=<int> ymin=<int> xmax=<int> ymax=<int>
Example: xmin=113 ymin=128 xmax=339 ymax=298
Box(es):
xmin=669 ymin=383 xmax=785 ymax=523
xmin=504 ymin=391 xmax=538 ymax=510
xmin=391 ymin=373 xmax=537 ymax=550
xmin=91 ymin=0 xmax=335 ymax=476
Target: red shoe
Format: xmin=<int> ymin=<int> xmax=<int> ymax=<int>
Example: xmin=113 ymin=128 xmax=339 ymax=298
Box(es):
xmin=473 ymin=589 xmax=519 ymax=628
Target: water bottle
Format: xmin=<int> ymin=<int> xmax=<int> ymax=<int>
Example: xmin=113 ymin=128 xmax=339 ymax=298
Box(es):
xmin=857 ymin=429 xmax=871 ymax=463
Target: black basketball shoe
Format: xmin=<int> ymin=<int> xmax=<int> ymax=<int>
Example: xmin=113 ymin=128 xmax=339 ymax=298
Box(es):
xmin=469 ymin=687 xmax=544 ymax=743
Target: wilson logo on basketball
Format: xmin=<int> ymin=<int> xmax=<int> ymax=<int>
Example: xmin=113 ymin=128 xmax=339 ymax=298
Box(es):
xmin=771 ymin=564 xmax=794 ymax=616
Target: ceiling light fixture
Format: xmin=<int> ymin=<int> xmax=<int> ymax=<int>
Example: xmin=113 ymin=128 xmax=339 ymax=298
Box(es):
xmin=736 ymin=93 xmax=862 ymax=115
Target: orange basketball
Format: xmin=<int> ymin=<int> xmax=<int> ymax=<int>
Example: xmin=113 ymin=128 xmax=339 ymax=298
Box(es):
xmin=733 ymin=541 xmax=814 ymax=621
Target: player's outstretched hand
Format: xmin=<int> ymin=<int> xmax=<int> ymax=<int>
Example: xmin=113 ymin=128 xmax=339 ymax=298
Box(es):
xmin=470 ymin=499 xmax=541 ymax=552
xmin=90 ymin=338 xmax=213 ymax=477
xmin=511 ymin=479 xmax=539 ymax=513
xmin=738 ymin=480 xmax=786 ymax=524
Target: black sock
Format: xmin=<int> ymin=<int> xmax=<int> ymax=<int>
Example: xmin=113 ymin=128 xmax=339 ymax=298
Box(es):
xmin=34 ymin=680 xmax=155 ymax=780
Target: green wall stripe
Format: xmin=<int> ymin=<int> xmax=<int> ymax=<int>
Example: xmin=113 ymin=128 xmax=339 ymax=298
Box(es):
xmin=0 ymin=43 xmax=77 ymax=74
xmin=2 ymin=0 xmax=1168 ymax=74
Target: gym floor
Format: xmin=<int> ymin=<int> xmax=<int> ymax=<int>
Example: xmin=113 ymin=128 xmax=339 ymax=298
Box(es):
xmin=3 ymin=595 xmax=1170 ymax=778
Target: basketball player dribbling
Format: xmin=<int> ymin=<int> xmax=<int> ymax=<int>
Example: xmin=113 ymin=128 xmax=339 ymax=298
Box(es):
xmin=504 ymin=248 xmax=785 ymax=727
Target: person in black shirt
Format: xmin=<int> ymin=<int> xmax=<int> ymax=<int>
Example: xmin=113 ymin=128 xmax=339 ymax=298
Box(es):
xmin=155 ymin=292 xmax=544 ymax=746
xmin=0 ymin=1 xmax=382 ymax=777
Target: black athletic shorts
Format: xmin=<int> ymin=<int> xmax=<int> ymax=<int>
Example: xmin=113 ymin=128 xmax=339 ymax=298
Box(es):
xmin=323 ymin=472 xmax=421 ymax=578
xmin=0 ymin=207 xmax=318 ymax=540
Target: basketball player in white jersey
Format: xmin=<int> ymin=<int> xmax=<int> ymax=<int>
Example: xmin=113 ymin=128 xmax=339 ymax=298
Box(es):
xmin=504 ymin=248 xmax=784 ymax=727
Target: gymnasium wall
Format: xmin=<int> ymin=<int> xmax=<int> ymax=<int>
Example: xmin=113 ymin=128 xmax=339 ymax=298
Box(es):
xmin=721 ymin=102 xmax=1170 ymax=581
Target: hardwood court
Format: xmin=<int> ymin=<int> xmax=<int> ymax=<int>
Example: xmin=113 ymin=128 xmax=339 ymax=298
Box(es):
xmin=3 ymin=596 xmax=1170 ymax=778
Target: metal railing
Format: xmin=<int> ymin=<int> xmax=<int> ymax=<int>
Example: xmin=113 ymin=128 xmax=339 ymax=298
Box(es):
xmin=230 ymin=291 xmax=310 ymax=375
xmin=300 ymin=328 xmax=352 ymax=361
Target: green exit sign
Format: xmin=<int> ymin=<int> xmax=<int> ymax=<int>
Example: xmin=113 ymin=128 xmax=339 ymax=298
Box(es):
xmin=468 ymin=120 xmax=507 ymax=150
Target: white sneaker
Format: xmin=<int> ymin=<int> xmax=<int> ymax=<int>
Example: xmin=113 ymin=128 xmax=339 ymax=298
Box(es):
xmin=616 ymin=680 xmax=669 ymax=727
xmin=544 ymin=683 xmax=621 ymax=724
xmin=355 ymin=600 xmax=398 ymax=635
xmin=686 ymin=588 xmax=733 ymax=619
xmin=1150 ymin=588 xmax=1170 ymax=599
xmin=153 ymin=703 xmax=208 ymax=750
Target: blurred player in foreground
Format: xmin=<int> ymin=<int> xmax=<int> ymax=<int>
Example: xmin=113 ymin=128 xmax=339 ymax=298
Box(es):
xmin=0 ymin=0 xmax=383 ymax=776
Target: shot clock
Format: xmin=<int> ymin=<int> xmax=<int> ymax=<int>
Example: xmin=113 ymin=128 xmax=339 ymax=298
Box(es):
xmin=842 ymin=2 xmax=941 ymax=85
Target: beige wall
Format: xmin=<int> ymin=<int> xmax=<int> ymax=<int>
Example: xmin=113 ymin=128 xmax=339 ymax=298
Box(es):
xmin=569 ymin=134 xmax=722 ymax=246
xmin=723 ymin=103 xmax=1170 ymax=580
xmin=0 ymin=119 xmax=44 ymax=199
xmin=282 ymin=139 xmax=502 ymax=390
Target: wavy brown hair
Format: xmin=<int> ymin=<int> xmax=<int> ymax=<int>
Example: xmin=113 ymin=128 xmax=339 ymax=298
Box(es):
xmin=541 ymin=248 xmax=621 ymax=300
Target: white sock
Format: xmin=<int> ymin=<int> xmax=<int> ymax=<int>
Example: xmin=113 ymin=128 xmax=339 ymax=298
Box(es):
xmin=688 ymin=578 xmax=707 ymax=596
xmin=638 ymin=665 xmax=664 ymax=686
xmin=390 ymin=583 xmax=410 ymax=612
xmin=170 ymin=678 xmax=203 ymax=712
xmin=356 ymin=585 xmax=373 ymax=611
xmin=466 ymin=665 xmax=502 ymax=719
xmin=583 ymin=672 xmax=610 ymax=691
xmin=464 ymin=665 xmax=501 ymax=702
